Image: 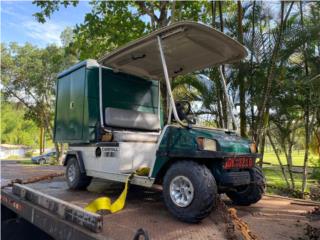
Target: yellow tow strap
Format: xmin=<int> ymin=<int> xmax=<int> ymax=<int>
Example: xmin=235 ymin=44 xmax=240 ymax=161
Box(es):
xmin=84 ymin=167 xmax=150 ymax=214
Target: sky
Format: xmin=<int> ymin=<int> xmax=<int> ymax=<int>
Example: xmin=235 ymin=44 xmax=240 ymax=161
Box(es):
xmin=0 ymin=1 xmax=292 ymax=49
xmin=1 ymin=1 xmax=91 ymax=47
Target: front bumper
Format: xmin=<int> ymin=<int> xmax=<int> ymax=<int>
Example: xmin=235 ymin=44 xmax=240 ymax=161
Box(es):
xmin=157 ymin=150 xmax=262 ymax=159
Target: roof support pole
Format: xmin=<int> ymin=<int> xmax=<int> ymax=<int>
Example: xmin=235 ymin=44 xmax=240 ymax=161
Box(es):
xmin=167 ymin=100 xmax=173 ymax=124
xmin=158 ymin=81 xmax=161 ymax=121
xmin=157 ymin=36 xmax=187 ymax=127
xmin=99 ymin=65 xmax=105 ymax=128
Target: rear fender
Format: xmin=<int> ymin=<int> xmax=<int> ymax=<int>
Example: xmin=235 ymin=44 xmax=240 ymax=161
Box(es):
xmin=63 ymin=151 xmax=86 ymax=174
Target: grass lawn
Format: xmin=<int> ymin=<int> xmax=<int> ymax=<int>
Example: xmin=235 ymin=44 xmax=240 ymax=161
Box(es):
xmin=263 ymin=150 xmax=319 ymax=167
xmin=263 ymin=166 xmax=319 ymax=196
xmin=16 ymin=160 xmax=39 ymax=166
xmin=261 ymin=150 xmax=319 ymax=196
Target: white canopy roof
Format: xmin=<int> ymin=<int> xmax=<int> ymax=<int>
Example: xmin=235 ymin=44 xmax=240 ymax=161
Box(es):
xmin=99 ymin=21 xmax=247 ymax=80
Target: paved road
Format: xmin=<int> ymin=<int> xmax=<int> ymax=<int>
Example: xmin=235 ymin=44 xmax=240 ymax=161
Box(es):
xmin=1 ymin=160 xmax=319 ymax=240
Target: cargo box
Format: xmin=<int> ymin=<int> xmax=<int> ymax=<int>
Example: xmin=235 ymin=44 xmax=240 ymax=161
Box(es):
xmin=54 ymin=60 xmax=160 ymax=143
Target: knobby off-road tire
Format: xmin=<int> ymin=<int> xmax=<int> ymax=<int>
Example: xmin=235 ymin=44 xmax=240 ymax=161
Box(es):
xmin=226 ymin=166 xmax=266 ymax=206
xmin=66 ymin=157 xmax=92 ymax=190
xmin=163 ymin=161 xmax=217 ymax=223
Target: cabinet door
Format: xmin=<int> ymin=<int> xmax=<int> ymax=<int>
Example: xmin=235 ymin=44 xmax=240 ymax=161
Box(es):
xmin=55 ymin=68 xmax=85 ymax=141
xmin=68 ymin=68 xmax=85 ymax=140
xmin=55 ymin=74 xmax=71 ymax=141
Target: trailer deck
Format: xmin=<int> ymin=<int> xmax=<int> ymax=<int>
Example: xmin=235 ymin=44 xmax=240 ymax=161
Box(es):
xmin=5 ymin=177 xmax=229 ymax=240
xmin=2 ymin=161 xmax=319 ymax=240
xmin=1 ymin=161 xmax=228 ymax=240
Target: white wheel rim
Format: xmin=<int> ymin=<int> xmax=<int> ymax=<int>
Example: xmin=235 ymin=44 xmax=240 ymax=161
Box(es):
xmin=169 ymin=175 xmax=194 ymax=207
xmin=67 ymin=164 xmax=76 ymax=182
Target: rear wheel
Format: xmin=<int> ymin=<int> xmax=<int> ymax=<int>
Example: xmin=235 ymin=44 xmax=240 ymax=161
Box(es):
xmin=163 ymin=161 xmax=217 ymax=223
xmin=66 ymin=157 xmax=91 ymax=190
xmin=226 ymin=166 xmax=265 ymax=206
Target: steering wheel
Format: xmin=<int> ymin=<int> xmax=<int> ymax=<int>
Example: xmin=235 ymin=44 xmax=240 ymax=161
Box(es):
xmin=174 ymin=101 xmax=196 ymax=124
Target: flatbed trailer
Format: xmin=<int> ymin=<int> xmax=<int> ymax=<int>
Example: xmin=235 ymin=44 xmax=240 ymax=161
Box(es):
xmin=1 ymin=174 xmax=228 ymax=240
xmin=2 ymin=162 xmax=319 ymax=240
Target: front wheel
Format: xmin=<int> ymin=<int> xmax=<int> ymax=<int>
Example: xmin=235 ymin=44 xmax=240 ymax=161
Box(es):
xmin=226 ymin=166 xmax=266 ymax=206
xmin=66 ymin=157 xmax=92 ymax=190
xmin=163 ymin=161 xmax=217 ymax=223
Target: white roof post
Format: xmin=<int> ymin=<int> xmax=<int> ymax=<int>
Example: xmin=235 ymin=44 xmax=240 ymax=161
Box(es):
xmin=99 ymin=65 xmax=105 ymax=129
xmin=157 ymin=36 xmax=187 ymax=128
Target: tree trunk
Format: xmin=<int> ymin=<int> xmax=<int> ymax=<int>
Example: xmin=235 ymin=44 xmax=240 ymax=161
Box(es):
xmin=39 ymin=127 xmax=43 ymax=154
xmin=58 ymin=144 xmax=65 ymax=165
xmin=302 ymin=109 xmax=311 ymax=197
xmin=54 ymin=142 xmax=61 ymax=165
xmin=171 ymin=1 xmax=176 ymax=24
xmin=286 ymin=136 xmax=296 ymax=190
xmin=177 ymin=1 xmax=183 ymax=21
xmin=300 ymin=0 xmax=311 ymax=198
xmin=211 ymin=1 xmax=216 ymax=28
xmin=258 ymin=133 xmax=266 ymax=168
xmin=315 ymin=128 xmax=320 ymax=157
xmin=39 ymin=127 xmax=45 ymax=154
xmin=288 ymin=143 xmax=294 ymax=188
xmin=237 ymin=1 xmax=246 ymax=137
xmin=216 ymin=95 xmax=223 ymax=128
xmin=218 ymin=1 xmax=223 ymax=32
xmin=267 ymin=131 xmax=291 ymax=189
xmin=211 ymin=72 xmax=223 ymax=128
xmin=43 ymin=128 xmax=46 ymax=153
xmin=258 ymin=106 xmax=269 ymax=167
xmin=218 ymin=2 xmax=228 ymax=128
xmin=42 ymin=109 xmax=61 ymax=164
xmin=249 ymin=0 xmax=256 ymax=139
xmin=256 ymin=2 xmax=294 ymax=145
xmin=221 ymin=78 xmax=228 ymax=128
xmin=210 ymin=3 xmax=222 ymax=128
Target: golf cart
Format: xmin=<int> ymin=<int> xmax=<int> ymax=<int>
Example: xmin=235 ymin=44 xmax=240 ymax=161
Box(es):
xmin=54 ymin=21 xmax=265 ymax=223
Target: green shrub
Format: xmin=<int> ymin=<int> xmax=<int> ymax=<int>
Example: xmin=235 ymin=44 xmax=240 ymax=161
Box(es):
xmin=310 ymin=157 xmax=320 ymax=180
xmin=311 ymin=168 xmax=320 ymax=180
xmin=5 ymin=155 xmax=22 ymax=160
xmin=24 ymin=150 xmax=34 ymax=158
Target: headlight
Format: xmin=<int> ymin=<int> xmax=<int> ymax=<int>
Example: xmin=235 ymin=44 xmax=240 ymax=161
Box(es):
xmin=250 ymin=143 xmax=257 ymax=153
xmin=197 ymin=137 xmax=217 ymax=151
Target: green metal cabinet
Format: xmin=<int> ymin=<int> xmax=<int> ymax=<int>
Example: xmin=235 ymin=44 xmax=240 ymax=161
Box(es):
xmin=55 ymin=67 xmax=86 ymax=141
xmin=54 ymin=60 xmax=160 ymax=144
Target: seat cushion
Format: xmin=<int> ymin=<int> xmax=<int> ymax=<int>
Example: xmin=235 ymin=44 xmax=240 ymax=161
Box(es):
xmin=105 ymin=107 xmax=160 ymax=131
